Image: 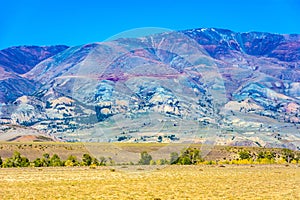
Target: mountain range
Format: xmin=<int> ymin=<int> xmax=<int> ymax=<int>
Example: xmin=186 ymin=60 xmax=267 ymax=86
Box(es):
xmin=0 ymin=28 xmax=299 ymax=150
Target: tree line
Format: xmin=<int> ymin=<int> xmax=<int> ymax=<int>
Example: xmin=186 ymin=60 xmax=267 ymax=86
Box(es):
xmin=138 ymin=147 xmax=300 ymax=165
xmin=0 ymin=147 xmax=299 ymax=168
xmin=0 ymin=152 xmax=111 ymax=168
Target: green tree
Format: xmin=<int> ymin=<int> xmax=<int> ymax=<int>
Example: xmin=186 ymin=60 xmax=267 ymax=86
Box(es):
xmin=138 ymin=151 xmax=152 ymax=165
xmin=12 ymin=151 xmax=22 ymax=167
xmin=282 ymin=149 xmax=295 ymax=163
xmin=0 ymin=156 xmax=2 ymax=167
xmin=170 ymin=152 xmax=179 ymax=164
xmin=41 ymin=153 xmax=50 ymax=167
xmin=50 ymin=154 xmax=62 ymax=167
xmin=239 ymin=150 xmax=251 ymax=160
xmin=178 ymin=156 xmax=191 ymax=165
xmin=178 ymin=148 xmax=202 ymax=165
xmin=82 ymin=154 xmax=93 ymax=166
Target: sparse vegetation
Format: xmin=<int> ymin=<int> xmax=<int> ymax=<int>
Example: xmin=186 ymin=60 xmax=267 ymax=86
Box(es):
xmin=0 ymin=165 xmax=298 ymax=199
xmin=0 ymin=142 xmax=299 ymax=199
xmin=0 ymin=143 xmax=299 ymax=169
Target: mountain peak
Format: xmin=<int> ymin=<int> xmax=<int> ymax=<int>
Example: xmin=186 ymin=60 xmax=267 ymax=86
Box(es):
xmin=0 ymin=28 xmax=299 ymax=149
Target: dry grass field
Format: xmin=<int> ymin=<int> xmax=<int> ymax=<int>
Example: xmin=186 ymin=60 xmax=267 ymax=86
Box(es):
xmin=0 ymin=165 xmax=299 ymax=199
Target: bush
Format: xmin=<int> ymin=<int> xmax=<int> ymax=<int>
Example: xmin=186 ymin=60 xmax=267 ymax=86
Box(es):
xmin=0 ymin=156 xmax=2 ymax=167
xmin=205 ymin=160 xmax=216 ymax=165
xmin=156 ymin=159 xmax=168 ymax=165
xmin=282 ymin=149 xmax=295 ymax=163
xmin=276 ymin=157 xmax=287 ymax=164
xmin=257 ymin=158 xmax=275 ymax=164
xmin=150 ymin=160 xmax=156 ymax=165
xmin=64 ymin=155 xmax=79 ymax=167
xmin=291 ymin=160 xmax=298 ymax=164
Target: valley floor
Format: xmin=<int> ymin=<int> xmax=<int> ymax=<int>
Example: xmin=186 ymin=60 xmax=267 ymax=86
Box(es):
xmin=0 ymin=165 xmax=299 ymax=199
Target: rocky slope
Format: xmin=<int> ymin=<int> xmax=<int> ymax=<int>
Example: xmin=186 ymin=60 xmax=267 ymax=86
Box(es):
xmin=0 ymin=28 xmax=299 ymax=150
xmin=0 ymin=45 xmax=69 ymax=103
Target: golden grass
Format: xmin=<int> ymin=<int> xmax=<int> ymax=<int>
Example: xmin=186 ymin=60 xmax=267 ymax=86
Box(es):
xmin=0 ymin=165 xmax=299 ymax=199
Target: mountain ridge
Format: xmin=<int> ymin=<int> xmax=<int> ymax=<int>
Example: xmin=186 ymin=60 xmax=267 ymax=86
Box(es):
xmin=0 ymin=28 xmax=299 ymax=150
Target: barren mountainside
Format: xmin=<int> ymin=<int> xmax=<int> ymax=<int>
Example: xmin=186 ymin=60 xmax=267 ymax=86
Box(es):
xmin=0 ymin=28 xmax=299 ymax=150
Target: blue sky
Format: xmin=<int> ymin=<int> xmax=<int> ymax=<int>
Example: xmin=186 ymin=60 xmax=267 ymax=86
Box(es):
xmin=1 ymin=0 xmax=299 ymax=49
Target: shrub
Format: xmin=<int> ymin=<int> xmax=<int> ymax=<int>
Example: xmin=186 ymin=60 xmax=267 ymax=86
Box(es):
xmin=156 ymin=159 xmax=168 ymax=165
xmin=0 ymin=156 xmax=2 ymax=167
xmin=205 ymin=160 xmax=215 ymax=165
xmin=89 ymin=164 xmax=97 ymax=169
xmin=291 ymin=160 xmax=298 ymax=164
xmin=276 ymin=157 xmax=287 ymax=164
xmin=150 ymin=160 xmax=156 ymax=165
xmin=92 ymin=157 xmax=100 ymax=166
xmin=257 ymin=158 xmax=275 ymax=164
xmin=64 ymin=160 xmax=75 ymax=167
xmin=64 ymin=155 xmax=79 ymax=167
